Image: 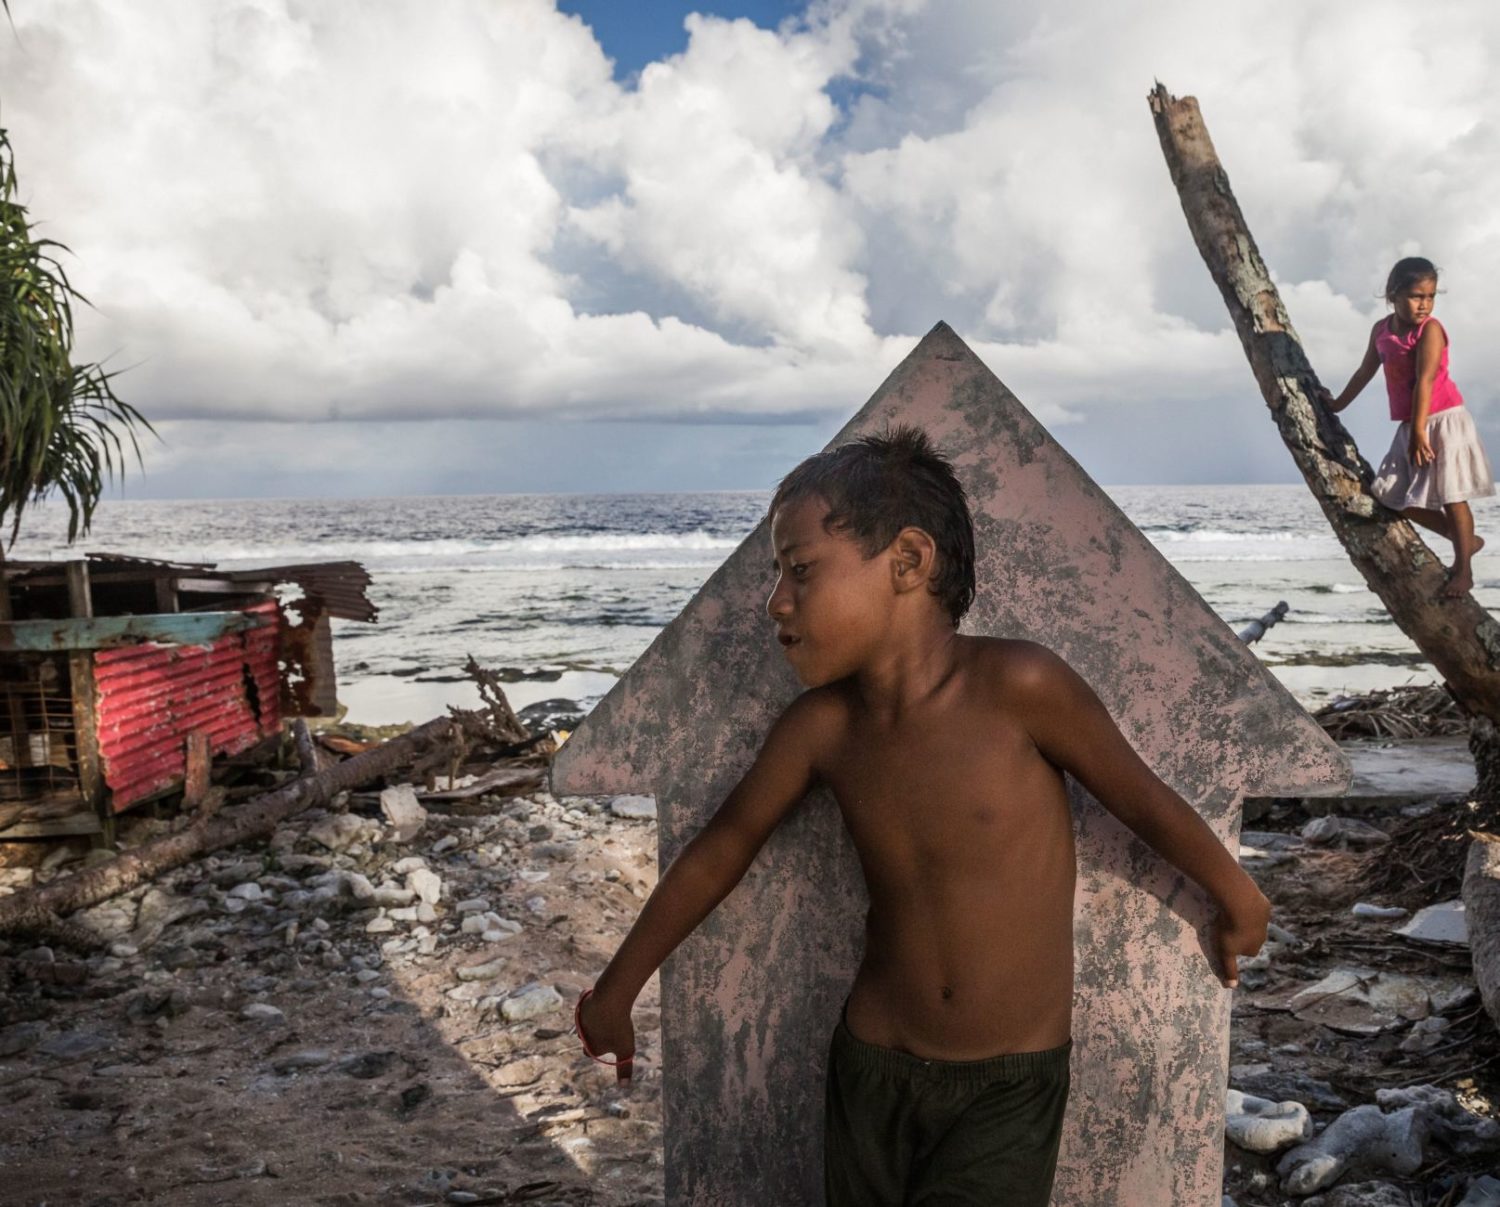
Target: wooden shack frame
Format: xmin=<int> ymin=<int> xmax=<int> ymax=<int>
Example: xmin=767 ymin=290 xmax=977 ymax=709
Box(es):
xmin=0 ymin=554 xmax=375 ymax=841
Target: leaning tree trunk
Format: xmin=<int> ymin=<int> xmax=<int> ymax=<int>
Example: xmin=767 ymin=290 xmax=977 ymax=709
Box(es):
xmin=1148 ymin=83 xmax=1500 ymax=814
xmin=0 ymin=715 xmax=456 ymax=943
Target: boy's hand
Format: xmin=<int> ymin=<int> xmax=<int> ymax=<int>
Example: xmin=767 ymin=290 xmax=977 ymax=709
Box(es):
xmin=576 ymin=987 xmax=636 ymax=1086
xmin=1214 ymin=886 xmax=1272 ymax=989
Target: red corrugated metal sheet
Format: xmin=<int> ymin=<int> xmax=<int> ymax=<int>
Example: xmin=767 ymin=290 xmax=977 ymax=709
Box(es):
xmin=93 ymin=600 xmax=283 ymax=810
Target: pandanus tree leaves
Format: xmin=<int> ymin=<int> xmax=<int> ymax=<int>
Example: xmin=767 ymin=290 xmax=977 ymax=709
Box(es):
xmin=0 ymin=118 xmax=153 ymax=547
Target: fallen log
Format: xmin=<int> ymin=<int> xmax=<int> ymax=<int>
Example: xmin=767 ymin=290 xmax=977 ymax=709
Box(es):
xmin=1464 ymin=833 xmax=1500 ymax=1033
xmin=416 ymin=763 xmax=546 ymax=802
xmin=0 ymin=715 xmax=456 ymax=943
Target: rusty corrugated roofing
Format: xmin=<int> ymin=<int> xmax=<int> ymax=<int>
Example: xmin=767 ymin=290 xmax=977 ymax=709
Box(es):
xmin=219 ymin=561 xmax=378 ymax=623
xmin=93 ymin=600 xmax=283 ymax=810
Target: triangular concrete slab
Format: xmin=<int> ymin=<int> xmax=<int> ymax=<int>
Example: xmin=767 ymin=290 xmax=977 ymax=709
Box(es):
xmin=553 ymin=321 xmax=1348 ymax=1206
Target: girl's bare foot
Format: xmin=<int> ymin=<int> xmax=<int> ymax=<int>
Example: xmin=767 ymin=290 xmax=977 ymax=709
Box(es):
xmin=1443 ymin=565 xmax=1475 ymax=597
xmin=1476 ymin=534 xmax=1487 ymax=555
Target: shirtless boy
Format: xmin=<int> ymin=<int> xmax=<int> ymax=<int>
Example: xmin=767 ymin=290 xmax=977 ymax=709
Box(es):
xmin=576 ymin=428 xmax=1271 ymax=1205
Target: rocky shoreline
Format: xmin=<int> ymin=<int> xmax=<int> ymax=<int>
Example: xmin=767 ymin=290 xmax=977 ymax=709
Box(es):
xmin=3 ymin=755 xmax=1499 ymax=1204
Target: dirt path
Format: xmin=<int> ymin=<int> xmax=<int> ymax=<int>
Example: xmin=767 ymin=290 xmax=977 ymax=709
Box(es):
xmin=0 ymin=790 xmax=666 ymax=1206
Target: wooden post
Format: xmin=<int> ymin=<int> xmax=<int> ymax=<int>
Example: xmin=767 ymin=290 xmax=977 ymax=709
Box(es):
xmin=182 ymin=731 xmax=211 ymax=809
xmin=154 ymin=575 xmax=179 ymax=613
xmin=0 ymin=567 xmax=32 ymax=772
xmin=64 ymin=560 xmax=107 ymax=832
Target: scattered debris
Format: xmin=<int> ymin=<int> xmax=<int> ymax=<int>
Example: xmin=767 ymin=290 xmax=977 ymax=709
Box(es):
xmin=1301 ymin=815 xmax=1391 ymax=849
xmin=1314 ymin=685 xmax=1468 ymax=742
xmin=1394 ymin=899 xmax=1470 ymax=948
xmin=1224 ymin=1088 xmax=1313 ymax=1153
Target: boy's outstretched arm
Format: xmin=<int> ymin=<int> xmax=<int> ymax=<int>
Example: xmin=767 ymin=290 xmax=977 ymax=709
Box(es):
xmin=577 ymin=690 xmax=836 ymax=1078
xmin=1009 ymin=645 xmax=1270 ymax=988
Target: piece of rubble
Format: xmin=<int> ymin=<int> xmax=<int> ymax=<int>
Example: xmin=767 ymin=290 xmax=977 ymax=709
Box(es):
xmin=1276 ymin=1103 xmax=1426 ymax=1195
xmin=1304 ymin=1182 xmax=1416 ymax=1207
xmin=456 ymin=958 xmax=506 ymax=983
xmin=500 ymin=982 xmax=563 ymax=1022
xmin=37 ymin=1031 xmax=113 ymax=1061
xmin=272 ymin=1049 xmax=333 ymax=1073
xmin=366 ymin=914 xmax=395 ymax=934
xmin=1301 ymin=815 xmax=1390 ymax=848
xmin=609 ymin=794 xmax=657 ymax=820
xmin=1459 ymin=1174 xmax=1500 ymax=1207
xmin=1375 ymin=1085 xmax=1500 ymax=1155
xmin=456 ymin=898 xmax=491 ymax=914
xmin=380 ymin=784 xmax=427 ymax=842
xmin=1394 ymin=900 xmax=1469 ymax=947
xmin=1230 ymin=1067 xmax=1347 ymax=1113
xmin=126 ymin=888 xmax=208 ymax=949
xmin=1352 ymin=902 xmax=1408 ymax=921
xmin=0 ymin=1021 xmax=48 ymax=1057
xmin=406 ymin=868 xmax=442 ymax=906
xmin=1399 ymin=1016 xmax=1451 ymax=1052
xmin=1224 ymin=1089 xmax=1312 ymax=1153
xmin=1280 ymin=967 xmax=1474 ymax=1035
xmin=308 ymin=813 xmax=379 ymax=853
xmin=391 ymin=856 xmax=428 ymax=875
xmin=240 ymin=1003 xmax=285 ymax=1024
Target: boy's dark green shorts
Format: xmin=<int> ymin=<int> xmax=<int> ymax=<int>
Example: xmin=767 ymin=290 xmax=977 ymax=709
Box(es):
xmin=824 ymin=1014 xmax=1071 ymax=1206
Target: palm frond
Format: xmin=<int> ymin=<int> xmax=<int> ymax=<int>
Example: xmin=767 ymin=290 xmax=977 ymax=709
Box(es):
xmin=0 ymin=121 xmax=153 ymax=547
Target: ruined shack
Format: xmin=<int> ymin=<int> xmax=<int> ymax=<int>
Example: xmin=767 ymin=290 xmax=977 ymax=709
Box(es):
xmin=0 ymin=554 xmax=375 ymax=840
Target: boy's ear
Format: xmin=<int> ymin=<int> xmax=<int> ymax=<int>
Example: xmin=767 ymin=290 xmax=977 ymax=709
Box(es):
xmin=889 ymin=527 xmax=938 ymax=595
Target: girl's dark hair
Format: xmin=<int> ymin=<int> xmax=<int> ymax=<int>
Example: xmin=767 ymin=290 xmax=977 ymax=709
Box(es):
xmin=1385 ymin=256 xmax=1439 ymax=301
xmin=768 ymin=426 xmax=977 ymax=627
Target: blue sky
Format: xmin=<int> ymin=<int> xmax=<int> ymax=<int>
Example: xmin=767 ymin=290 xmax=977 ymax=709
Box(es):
xmin=4 ymin=0 xmax=1499 ymax=499
xmin=556 ymin=2 xmax=805 ymax=78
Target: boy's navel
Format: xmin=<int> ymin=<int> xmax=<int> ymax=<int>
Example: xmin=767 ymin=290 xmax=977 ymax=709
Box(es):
xmin=941 ymin=985 xmax=953 ymax=1001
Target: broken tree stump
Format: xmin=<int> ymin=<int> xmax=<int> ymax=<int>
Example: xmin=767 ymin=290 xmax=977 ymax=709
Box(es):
xmin=0 ymin=715 xmax=456 ymax=941
xmin=1464 ymin=832 xmax=1500 ymax=1033
xmin=1148 ymin=84 xmax=1500 ymax=744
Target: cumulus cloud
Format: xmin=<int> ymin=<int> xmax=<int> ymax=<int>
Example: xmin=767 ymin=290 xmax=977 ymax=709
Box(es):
xmin=2 ymin=0 xmax=1499 ymax=488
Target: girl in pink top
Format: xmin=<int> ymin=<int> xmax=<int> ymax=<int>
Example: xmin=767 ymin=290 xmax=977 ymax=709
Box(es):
xmin=1326 ymin=257 xmax=1494 ymax=596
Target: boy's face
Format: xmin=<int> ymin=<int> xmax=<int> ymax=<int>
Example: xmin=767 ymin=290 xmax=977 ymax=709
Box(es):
xmin=767 ymin=495 xmax=894 ymax=687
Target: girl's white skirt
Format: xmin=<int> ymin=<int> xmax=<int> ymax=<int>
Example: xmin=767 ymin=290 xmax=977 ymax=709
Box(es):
xmin=1370 ymin=407 xmax=1496 ymax=511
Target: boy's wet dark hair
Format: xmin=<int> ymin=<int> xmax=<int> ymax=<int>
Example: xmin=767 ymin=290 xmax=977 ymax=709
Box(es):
xmin=769 ymin=426 xmax=977 ymax=627
xmin=1385 ymin=256 xmax=1439 ymax=301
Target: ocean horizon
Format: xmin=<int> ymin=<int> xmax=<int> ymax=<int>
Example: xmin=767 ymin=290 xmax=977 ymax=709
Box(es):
xmin=10 ymin=486 xmax=1496 ymax=727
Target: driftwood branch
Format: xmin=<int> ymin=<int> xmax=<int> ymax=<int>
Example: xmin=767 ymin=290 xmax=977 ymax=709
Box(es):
xmin=0 ymin=716 xmax=457 ymax=941
xmin=1238 ymin=601 xmax=1289 ymax=645
xmin=1148 ymin=83 xmax=1500 ymax=725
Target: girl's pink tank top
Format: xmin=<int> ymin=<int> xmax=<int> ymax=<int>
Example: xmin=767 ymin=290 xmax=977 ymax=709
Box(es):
xmin=1376 ymin=316 xmax=1463 ymax=422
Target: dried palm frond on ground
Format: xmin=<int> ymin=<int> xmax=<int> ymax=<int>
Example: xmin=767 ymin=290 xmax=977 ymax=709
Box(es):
xmin=1360 ymin=800 xmax=1484 ymax=910
xmin=1315 ymin=684 xmax=1468 ymax=741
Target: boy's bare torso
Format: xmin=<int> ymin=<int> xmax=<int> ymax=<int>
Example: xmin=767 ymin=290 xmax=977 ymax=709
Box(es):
xmin=810 ymin=638 xmax=1077 ymax=1061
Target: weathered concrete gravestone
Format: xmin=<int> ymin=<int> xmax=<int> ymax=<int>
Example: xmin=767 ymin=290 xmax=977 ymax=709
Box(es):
xmin=553 ymin=322 xmax=1348 ymax=1205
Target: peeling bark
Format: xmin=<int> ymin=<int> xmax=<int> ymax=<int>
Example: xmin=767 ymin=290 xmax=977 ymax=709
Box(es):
xmin=1148 ymin=85 xmax=1500 ymax=738
xmin=0 ymin=716 xmax=456 ymax=942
